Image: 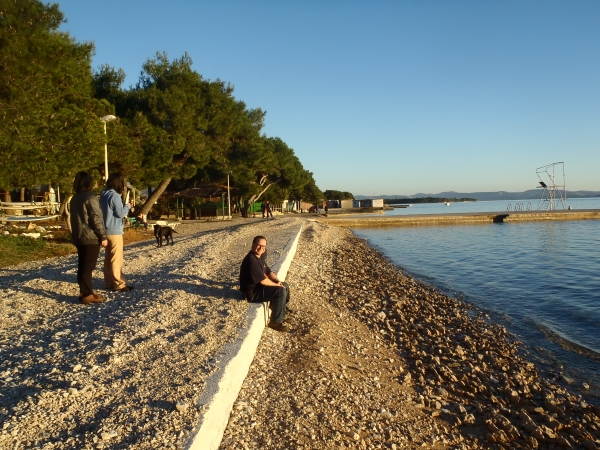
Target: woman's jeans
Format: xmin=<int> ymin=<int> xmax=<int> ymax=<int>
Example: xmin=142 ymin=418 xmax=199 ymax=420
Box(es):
xmin=76 ymin=244 xmax=100 ymax=297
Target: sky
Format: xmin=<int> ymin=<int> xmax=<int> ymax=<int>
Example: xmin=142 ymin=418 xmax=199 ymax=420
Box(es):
xmin=56 ymin=0 xmax=600 ymax=196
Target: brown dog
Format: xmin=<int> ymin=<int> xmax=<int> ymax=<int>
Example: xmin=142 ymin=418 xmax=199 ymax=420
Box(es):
xmin=153 ymin=224 xmax=177 ymax=247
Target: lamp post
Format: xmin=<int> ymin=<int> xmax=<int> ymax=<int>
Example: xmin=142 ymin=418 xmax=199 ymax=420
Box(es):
xmin=226 ymin=171 xmax=231 ymax=219
xmin=100 ymin=115 xmax=117 ymax=181
xmin=221 ymin=193 xmax=225 ymax=220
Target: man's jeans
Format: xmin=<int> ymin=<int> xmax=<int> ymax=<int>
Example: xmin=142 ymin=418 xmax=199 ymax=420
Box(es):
xmin=250 ymin=281 xmax=290 ymax=324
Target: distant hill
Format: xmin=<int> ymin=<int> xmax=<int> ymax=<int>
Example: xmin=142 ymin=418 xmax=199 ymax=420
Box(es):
xmin=355 ymin=190 xmax=600 ymax=201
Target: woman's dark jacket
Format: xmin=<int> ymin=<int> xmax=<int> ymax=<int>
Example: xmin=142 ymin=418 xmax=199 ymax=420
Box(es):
xmin=70 ymin=192 xmax=107 ymax=245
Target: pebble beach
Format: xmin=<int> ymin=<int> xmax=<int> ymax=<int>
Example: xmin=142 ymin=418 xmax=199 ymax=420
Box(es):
xmin=1 ymin=216 xmax=599 ymax=449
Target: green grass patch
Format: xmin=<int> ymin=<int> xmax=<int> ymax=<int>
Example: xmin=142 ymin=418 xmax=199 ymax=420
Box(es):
xmin=0 ymin=232 xmax=76 ymax=268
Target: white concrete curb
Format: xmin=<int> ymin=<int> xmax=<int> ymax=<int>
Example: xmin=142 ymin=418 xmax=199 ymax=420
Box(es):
xmin=186 ymin=224 xmax=303 ymax=450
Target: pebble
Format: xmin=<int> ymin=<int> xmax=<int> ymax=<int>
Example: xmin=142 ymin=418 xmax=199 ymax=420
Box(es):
xmin=100 ymin=430 xmax=118 ymax=441
xmin=176 ymin=402 xmax=189 ymax=413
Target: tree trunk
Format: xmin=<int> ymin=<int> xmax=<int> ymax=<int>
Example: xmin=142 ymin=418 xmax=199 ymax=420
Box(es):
xmin=138 ymin=177 xmax=173 ymax=216
xmin=63 ymin=195 xmax=73 ymax=233
xmin=121 ymin=180 xmax=128 ymax=205
xmin=240 ymin=203 xmax=249 ymax=218
xmin=246 ymin=182 xmax=275 ymax=209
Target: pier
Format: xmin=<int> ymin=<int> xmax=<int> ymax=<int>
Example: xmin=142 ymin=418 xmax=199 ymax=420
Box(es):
xmin=319 ymin=209 xmax=600 ymax=227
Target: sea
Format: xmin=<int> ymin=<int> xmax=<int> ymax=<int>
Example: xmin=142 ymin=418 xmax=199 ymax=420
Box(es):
xmin=352 ymin=198 xmax=600 ymax=401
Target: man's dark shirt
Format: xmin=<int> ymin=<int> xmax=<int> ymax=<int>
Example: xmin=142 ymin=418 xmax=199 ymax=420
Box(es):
xmin=239 ymin=251 xmax=271 ymax=293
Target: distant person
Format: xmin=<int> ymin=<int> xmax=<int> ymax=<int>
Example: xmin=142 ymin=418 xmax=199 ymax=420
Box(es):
xmin=100 ymin=173 xmax=134 ymax=292
xmin=69 ymin=171 xmax=107 ymax=305
xmin=324 ymin=204 xmax=329 ymax=215
xmin=265 ymin=200 xmax=274 ymax=219
xmin=239 ymin=235 xmax=292 ymax=332
xmin=261 ymin=201 xmax=266 ymax=219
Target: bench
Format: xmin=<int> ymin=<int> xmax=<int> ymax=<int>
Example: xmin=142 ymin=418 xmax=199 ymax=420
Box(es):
xmin=154 ymin=220 xmax=180 ymax=229
xmin=127 ymin=217 xmax=145 ymax=229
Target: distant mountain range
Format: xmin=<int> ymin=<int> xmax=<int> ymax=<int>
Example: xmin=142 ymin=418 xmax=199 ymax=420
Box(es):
xmin=355 ymin=190 xmax=600 ymax=201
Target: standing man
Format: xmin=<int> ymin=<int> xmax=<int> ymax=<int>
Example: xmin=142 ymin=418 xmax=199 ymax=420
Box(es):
xmin=240 ymin=235 xmax=291 ymax=332
xmin=265 ymin=200 xmax=274 ymax=219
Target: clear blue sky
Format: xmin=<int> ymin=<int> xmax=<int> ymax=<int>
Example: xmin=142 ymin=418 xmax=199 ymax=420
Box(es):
xmin=57 ymin=0 xmax=600 ymax=196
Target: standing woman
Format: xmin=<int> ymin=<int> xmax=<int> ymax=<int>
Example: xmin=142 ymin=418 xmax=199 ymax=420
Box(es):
xmin=70 ymin=171 xmax=108 ymax=304
xmin=100 ymin=173 xmax=134 ymax=292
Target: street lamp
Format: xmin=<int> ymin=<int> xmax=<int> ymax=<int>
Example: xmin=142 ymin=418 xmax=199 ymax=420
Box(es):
xmin=226 ymin=171 xmax=231 ymax=219
xmin=100 ymin=115 xmax=117 ymax=181
xmin=221 ymin=193 xmax=225 ymax=220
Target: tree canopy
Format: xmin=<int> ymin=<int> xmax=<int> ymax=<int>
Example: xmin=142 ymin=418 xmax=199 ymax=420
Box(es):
xmin=0 ymin=0 xmax=323 ymax=216
xmin=323 ymin=190 xmax=354 ymax=200
xmin=0 ymin=0 xmax=109 ymax=190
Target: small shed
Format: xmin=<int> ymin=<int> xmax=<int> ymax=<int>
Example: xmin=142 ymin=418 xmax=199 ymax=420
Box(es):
xmin=352 ymin=199 xmax=384 ymax=208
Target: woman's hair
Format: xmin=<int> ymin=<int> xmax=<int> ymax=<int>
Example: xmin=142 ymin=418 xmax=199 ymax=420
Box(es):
xmin=73 ymin=171 xmax=94 ymax=193
xmin=105 ymin=173 xmax=125 ymax=194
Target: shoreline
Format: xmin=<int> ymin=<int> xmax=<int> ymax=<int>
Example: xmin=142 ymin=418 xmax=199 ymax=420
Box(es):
xmin=1 ymin=217 xmax=599 ymax=449
xmin=220 ymin=220 xmax=600 ymax=449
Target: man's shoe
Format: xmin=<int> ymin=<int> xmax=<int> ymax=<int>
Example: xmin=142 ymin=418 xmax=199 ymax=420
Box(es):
xmin=80 ymin=294 xmax=105 ymax=305
xmin=114 ymin=286 xmax=134 ymax=292
xmin=268 ymin=322 xmax=290 ymax=332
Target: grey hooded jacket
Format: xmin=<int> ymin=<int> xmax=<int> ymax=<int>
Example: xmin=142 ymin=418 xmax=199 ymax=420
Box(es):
xmin=70 ymin=191 xmax=107 ymax=245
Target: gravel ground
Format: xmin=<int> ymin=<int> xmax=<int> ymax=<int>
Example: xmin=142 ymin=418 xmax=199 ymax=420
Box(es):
xmin=2 ymin=217 xmax=600 ymax=450
xmin=0 ymin=216 xmax=303 ymax=449
xmin=220 ymin=220 xmax=600 ymax=450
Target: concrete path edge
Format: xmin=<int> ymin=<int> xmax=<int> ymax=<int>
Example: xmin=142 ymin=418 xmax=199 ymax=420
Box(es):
xmin=186 ymin=224 xmax=303 ymax=450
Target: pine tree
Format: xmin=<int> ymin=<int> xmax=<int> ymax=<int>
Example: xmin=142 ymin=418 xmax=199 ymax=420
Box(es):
xmin=0 ymin=0 xmax=107 ymax=190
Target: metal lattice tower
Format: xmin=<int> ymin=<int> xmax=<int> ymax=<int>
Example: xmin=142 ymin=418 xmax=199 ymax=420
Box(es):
xmin=536 ymin=162 xmax=567 ymax=211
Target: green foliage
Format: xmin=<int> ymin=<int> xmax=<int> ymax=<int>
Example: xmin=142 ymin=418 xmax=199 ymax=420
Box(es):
xmin=0 ymin=2 xmax=324 ymax=212
xmin=93 ymin=64 xmax=126 ymax=103
xmin=301 ymin=178 xmax=324 ymax=204
xmin=0 ymin=0 xmax=109 ymax=190
xmin=0 ymin=234 xmax=74 ymax=267
xmin=323 ymin=189 xmax=354 ymax=200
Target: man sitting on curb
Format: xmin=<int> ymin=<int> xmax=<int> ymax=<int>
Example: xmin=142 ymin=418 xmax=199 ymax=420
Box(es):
xmin=239 ymin=235 xmax=292 ymax=332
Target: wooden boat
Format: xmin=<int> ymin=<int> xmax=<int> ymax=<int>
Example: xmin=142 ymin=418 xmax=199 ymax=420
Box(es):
xmin=0 ymin=201 xmax=60 ymax=223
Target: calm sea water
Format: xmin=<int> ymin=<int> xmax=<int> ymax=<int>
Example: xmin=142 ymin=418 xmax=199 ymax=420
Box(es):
xmin=353 ymin=199 xmax=600 ymax=400
xmin=382 ymin=197 xmax=600 ymax=216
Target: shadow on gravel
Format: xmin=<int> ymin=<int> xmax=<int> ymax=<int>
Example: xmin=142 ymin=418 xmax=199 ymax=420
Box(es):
xmin=0 ymin=218 xmax=298 ymax=424
xmin=0 ymin=274 xmax=243 ymax=422
xmin=0 ymin=219 xmax=259 ymax=289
